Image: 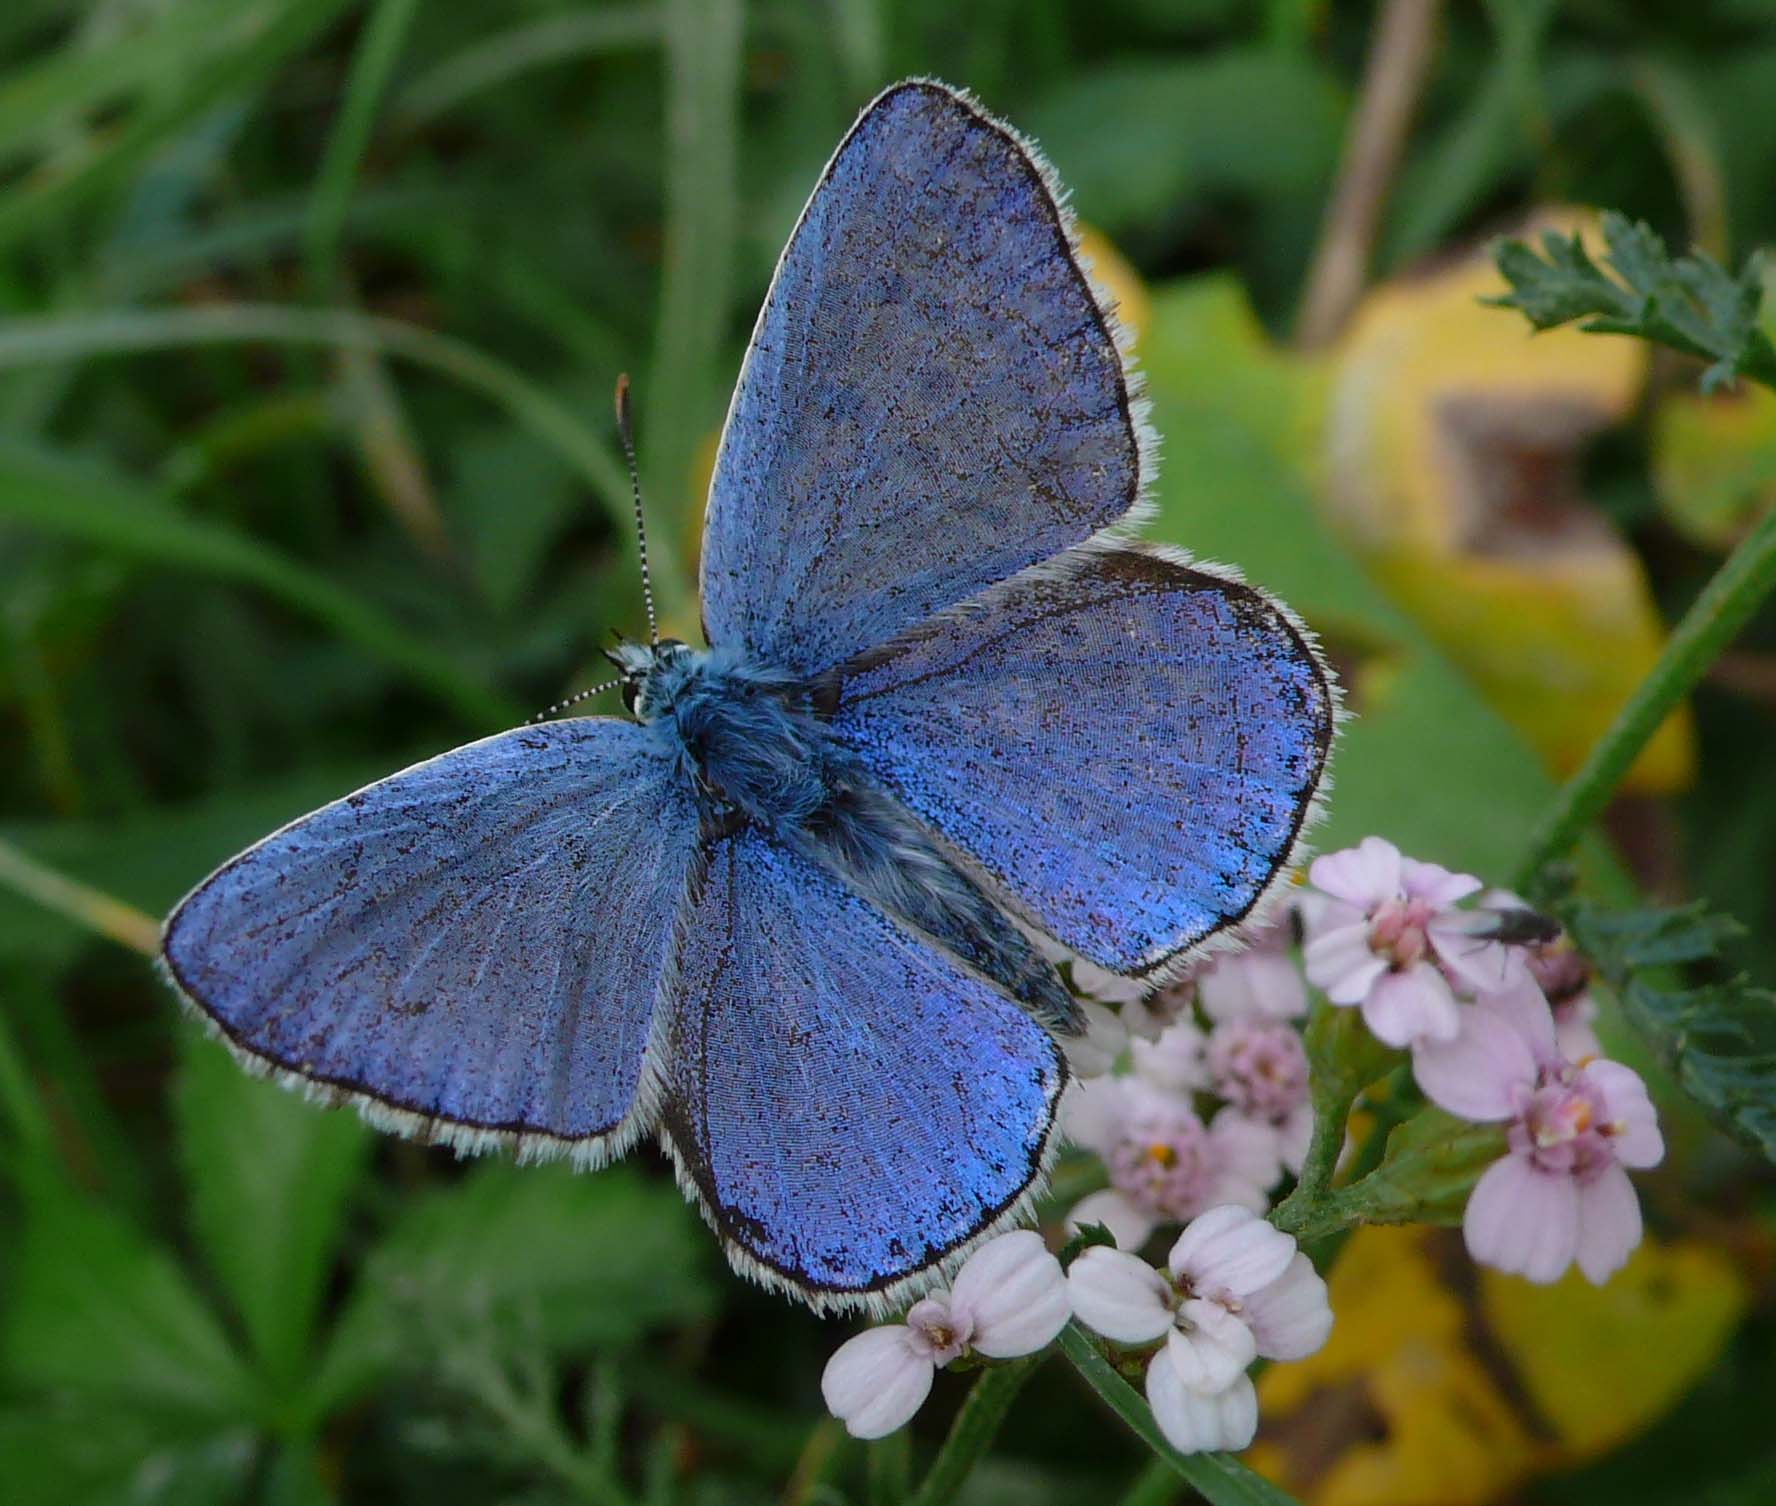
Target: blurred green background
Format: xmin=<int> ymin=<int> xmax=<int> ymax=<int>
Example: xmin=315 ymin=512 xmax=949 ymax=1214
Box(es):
xmin=2 ymin=1 xmax=1775 ymax=1503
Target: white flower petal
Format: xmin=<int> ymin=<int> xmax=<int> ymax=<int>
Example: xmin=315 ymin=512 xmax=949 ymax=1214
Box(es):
xmin=1411 ymin=1004 xmax=1535 ymax=1121
xmin=821 ymin=1327 xmax=935 ymax=1439
xmin=1066 ymin=1189 xmax=1160 ymax=1255
xmin=1243 ymin=1252 xmax=1332 ymax=1361
xmin=1362 ymin=964 xmax=1460 ymax=1047
xmin=950 ymin=1230 xmax=1069 ymax=1358
xmin=1065 ymin=1000 xmax=1130 ymax=1078
xmin=1552 ymin=999 xmax=1603 ymax=1064
xmin=1165 ymin=1204 xmax=1295 ymax=1296
xmin=1573 ymin=1163 xmax=1644 ymax=1285
xmin=1130 ymin=1019 xmax=1208 ymax=1093
xmin=1067 ymin=1246 xmax=1175 ymax=1344
xmin=1166 ymin=1300 xmax=1256 ymax=1394
xmin=1147 ymin=1354 xmax=1259 ymax=1454
xmin=1061 ymin=1076 xmax=1124 ymax=1155
xmin=1207 ymin=1107 xmax=1284 ymax=1203
xmin=1275 ymin=1104 xmax=1314 ymax=1176
xmin=1474 ymin=980 xmax=1558 ymax=1063
xmin=1309 ymin=837 xmax=1402 ymax=910
xmin=1071 ymin=956 xmax=1152 ymax=1004
xmin=1399 ymin=857 xmax=1482 ymax=909
xmin=1199 ymin=950 xmax=1309 ymax=1022
xmin=1303 ymin=925 xmax=1386 ymax=1003
xmin=1582 ymin=1059 xmax=1665 ymax=1169
xmin=1463 ymin=1153 xmax=1579 ymax=1284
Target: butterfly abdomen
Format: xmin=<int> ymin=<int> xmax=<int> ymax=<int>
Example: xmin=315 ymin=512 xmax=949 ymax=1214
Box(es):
xmin=798 ymin=778 xmax=1082 ymax=1035
xmin=645 ymin=645 xmax=1078 ymax=1033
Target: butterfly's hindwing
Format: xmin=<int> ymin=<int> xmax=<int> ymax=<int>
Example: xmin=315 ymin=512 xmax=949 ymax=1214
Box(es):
xmin=658 ymin=826 xmax=1066 ymax=1314
xmin=827 ymin=546 xmax=1336 ymax=980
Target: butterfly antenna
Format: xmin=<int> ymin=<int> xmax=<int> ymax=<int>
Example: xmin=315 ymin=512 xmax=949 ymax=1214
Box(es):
xmin=615 ymin=373 xmax=658 ymax=646
xmin=529 ymin=676 xmax=624 ymax=724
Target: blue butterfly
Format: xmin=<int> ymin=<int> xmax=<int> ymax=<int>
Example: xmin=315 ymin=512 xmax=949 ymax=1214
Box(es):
xmin=161 ymin=80 xmax=1335 ymax=1314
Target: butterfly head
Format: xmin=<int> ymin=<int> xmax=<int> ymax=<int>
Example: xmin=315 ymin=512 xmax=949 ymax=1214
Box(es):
xmin=605 ymin=637 xmax=692 ymax=721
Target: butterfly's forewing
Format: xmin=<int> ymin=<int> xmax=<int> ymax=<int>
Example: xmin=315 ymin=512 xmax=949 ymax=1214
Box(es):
xmin=659 ymin=826 xmax=1065 ymax=1312
xmin=700 ymin=80 xmax=1142 ymax=679
xmin=163 ymin=720 xmax=700 ymax=1161
xmin=828 ymin=547 xmax=1335 ymax=980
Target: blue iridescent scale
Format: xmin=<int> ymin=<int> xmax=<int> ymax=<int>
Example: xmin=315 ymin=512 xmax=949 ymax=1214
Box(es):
xmin=160 ymin=79 xmax=1336 ymax=1310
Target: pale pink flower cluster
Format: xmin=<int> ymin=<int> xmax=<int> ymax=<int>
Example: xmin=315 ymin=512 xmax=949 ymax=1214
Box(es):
xmin=1068 ymin=1206 xmax=1332 ymax=1453
xmin=1305 ymin=837 xmax=1663 ymax=1286
xmin=1303 ymin=836 xmax=1525 ymax=1047
xmin=1414 ymin=981 xmax=1662 ymax=1284
xmin=1063 ymin=915 xmax=1314 ymax=1250
xmin=821 ymin=1231 xmax=1069 ymax=1438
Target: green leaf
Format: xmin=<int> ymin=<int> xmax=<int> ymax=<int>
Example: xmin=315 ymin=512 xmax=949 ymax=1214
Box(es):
xmin=175 ymin=1032 xmax=372 ymax=1400
xmin=0 ymin=0 xmax=359 ymax=255
xmin=312 ymin=1163 xmax=718 ymax=1412
xmin=644 ymin=0 xmax=743 ymax=525
xmin=0 ymin=1171 xmax=254 ymax=1420
xmin=0 ymin=438 xmax=514 ymax=727
xmin=1342 ymin=1107 xmax=1511 ymax=1230
xmin=1028 ymin=51 xmax=1345 ymax=232
xmin=0 ymin=1402 xmax=255 ymax=1506
xmin=1058 ymin=1325 xmax=1301 ymax=1506
xmin=1489 ymin=212 xmax=1776 ymax=393
xmin=1562 ymin=897 xmax=1776 ymax=1163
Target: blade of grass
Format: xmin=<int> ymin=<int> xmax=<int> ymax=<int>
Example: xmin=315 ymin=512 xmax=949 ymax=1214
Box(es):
xmin=1383 ymin=0 xmax=1554 ymax=266
xmin=905 ymin=1357 xmax=1041 ymax=1506
xmin=0 ymin=0 xmax=359 ymax=256
xmin=0 ymin=303 xmax=684 ymax=610
xmin=0 ymin=0 xmax=260 ymax=157
xmin=394 ymin=5 xmax=663 ymax=126
xmin=1516 ymin=503 xmax=1776 ymax=886
xmin=1059 ymin=1325 xmax=1302 ymax=1506
xmin=0 ymin=438 xmax=517 ymax=726
xmin=305 ymin=0 xmax=420 ymax=290
xmin=645 ymin=0 xmax=741 ymax=535
xmin=0 ymin=834 xmax=160 ymax=957
xmin=0 ymin=1000 xmax=54 ymax=1160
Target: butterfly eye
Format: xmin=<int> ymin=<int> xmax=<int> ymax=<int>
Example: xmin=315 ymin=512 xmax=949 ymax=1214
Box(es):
xmin=621 ymin=679 xmax=641 ymax=716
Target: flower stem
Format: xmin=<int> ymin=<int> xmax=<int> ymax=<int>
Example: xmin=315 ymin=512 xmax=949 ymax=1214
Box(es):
xmin=1058 ymin=1325 xmax=1301 ymax=1506
xmin=0 ymin=837 xmax=159 ymax=957
xmin=903 ymin=1356 xmax=1040 ymax=1506
xmin=1119 ymin=1457 xmax=1188 ymax=1506
xmin=1514 ymin=503 xmax=1776 ymax=889
xmin=868 ymin=1430 xmax=911 ymax=1506
xmin=1267 ymin=1000 xmax=1393 ymax=1237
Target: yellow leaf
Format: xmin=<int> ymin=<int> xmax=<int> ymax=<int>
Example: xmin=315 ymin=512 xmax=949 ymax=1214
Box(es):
xmin=1322 ymin=210 xmax=1694 ymax=793
xmin=1076 ymin=225 xmax=1151 ymax=351
xmin=1253 ymin=1224 xmax=1746 ymax=1505
xmin=1478 ymin=1237 xmax=1747 ymax=1465
xmin=1653 ymin=380 xmax=1776 ymax=549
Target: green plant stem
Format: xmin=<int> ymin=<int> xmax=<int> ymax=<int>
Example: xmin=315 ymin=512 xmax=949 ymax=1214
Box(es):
xmin=1120 ymin=1456 xmax=1187 ymax=1506
xmin=0 ymin=836 xmax=160 ymax=957
xmin=0 ymin=305 xmax=689 ymax=626
xmin=1059 ymin=1326 xmax=1300 ymax=1506
xmin=306 ymin=0 xmax=420 ymax=293
xmin=869 ymin=1428 xmax=912 ymax=1506
xmin=904 ymin=1356 xmax=1040 ymax=1506
xmin=1514 ymin=503 xmax=1776 ymax=888
xmin=0 ymin=1006 xmax=52 ymax=1158
xmin=1267 ymin=1000 xmax=1392 ymax=1236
